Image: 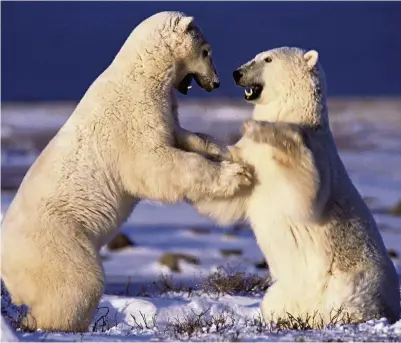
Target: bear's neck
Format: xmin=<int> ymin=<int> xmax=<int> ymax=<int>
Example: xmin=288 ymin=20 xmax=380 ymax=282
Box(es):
xmin=109 ymin=42 xmax=177 ymax=94
xmin=252 ymin=95 xmax=329 ymax=130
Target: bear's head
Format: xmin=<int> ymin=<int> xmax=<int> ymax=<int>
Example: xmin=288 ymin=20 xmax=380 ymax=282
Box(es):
xmin=171 ymin=14 xmax=220 ymax=95
xmin=127 ymin=11 xmax=220 ymax=95
xmin=232 ymin=47 xmax=326 ymax=107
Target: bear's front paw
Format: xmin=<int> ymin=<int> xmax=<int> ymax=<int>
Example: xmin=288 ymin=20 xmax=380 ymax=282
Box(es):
xmin=214 ymin=161 xmax=253 ymax=197
xmin=195 ymin=132 xmax=230 ymax=162
xmin=206 ymin=144 xmax=231 ymax=163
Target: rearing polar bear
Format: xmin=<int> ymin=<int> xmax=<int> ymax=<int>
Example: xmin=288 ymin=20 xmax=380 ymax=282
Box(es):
xmin=192 ymin=47 xmax=401 ymax=326
xmin=1 ymin=12 xmax=252 ymax=332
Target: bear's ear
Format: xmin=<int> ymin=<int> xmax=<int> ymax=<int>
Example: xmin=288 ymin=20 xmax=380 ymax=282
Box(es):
xmin=180 ymin=16 xmax=195 ymax=32
xmin=303 ymin=50 xmax=319 ymax=70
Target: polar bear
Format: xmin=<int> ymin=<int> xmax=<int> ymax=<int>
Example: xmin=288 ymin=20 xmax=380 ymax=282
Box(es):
xmin=0 ymin=12 xmax=252 ymax=333
xmin=192 ymin=47 xmax=401 ymax=326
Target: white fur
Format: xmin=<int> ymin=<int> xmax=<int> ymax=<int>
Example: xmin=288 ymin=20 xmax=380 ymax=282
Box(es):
xmin=193 ymin=47 xmax=400 ymax=326
xmin=0 ymin=11 xmax=252 ymax=332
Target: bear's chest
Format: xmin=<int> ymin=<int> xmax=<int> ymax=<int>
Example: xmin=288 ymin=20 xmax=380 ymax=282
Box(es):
xmin=247 ymin=184 xmax=331 ymax=281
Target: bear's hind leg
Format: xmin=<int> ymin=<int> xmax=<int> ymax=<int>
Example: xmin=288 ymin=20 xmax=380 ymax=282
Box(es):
xmin=15 ymin=242 xmax=105 ymax=333
xmin=261 ymin=283 xmax=325 ymax=328
xmin=261 ymin=283 xmax=293 ymax=325
xmin=22 ymin=273 xmax=103 ymax=333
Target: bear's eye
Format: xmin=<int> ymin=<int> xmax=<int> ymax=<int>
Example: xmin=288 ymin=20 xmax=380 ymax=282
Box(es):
xmin=264 ymin=57 xmax=272 ymax=63
xmin=202 ymin=49 xmax=210 ymax=58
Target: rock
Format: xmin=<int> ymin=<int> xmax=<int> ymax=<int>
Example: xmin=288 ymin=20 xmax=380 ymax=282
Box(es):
xmin=189 ymin=227 xmax=211 ymax=235
xmin=255 ymin=259 xmax=269 ymax=270
xmin=176 ymin=253 xmax=200 ymax=265
xmin=158 ymin=253 xmax=200 ymax=273
xmin=159 ymin=253 xmax=180 ymax=272
xmin=107 ymin=233 xmax=135 ymax=251
xmin=388 ymin=201 xmax=401 ymax=216
xmin=220 ymin=249 xmax=243 ymax=257
xmin=223 ymin=233 xmax=238 ymax=240
xmin=223 ymin=223 xmax=250 ymax=240
xmin=232 ymin=222 xmax=251 ymax=232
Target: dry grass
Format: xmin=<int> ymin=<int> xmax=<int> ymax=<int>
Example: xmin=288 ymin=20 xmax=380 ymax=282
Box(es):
xmin=130 ymin=311 xmax=157 ymax=331
xmin=161 ymin=306 xmax=355 ymax=340
xmin=244 ymin=313 xmax=268 ymax=333
xmin=87 ymin=304 xmax=394 ymax=342
xmin=135 ymin=274 xmax=193 ymax=298
xmin=164 ymin=306 xmax=238 ymax=340
xmin=91 ymin=306 xmax=115 ymax=332
xmin=201 ymin=266 xmax=270 ymax=296
xmin=133 ymin=266 xmax=270 ymax=298
xmin=1 ymin=273 xmax=379 ymax=341
xmin=265 ymin=307 xmax=354 ymax=331
xmin=241 ymin=306 xmax=355 ymax=334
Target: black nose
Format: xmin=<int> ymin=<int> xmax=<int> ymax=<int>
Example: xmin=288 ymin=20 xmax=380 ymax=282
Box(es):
xmin=233 ymin=70 xmax=243 ymax=83
xmin=213 ymin=81 xmax=220 ymax=89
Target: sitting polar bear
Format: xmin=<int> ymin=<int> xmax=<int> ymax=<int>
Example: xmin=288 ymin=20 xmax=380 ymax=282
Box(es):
xmin=1 ymin=12 xmax=252 ymax=332
xmin=193 ymin=47 xmax=401 ymax=326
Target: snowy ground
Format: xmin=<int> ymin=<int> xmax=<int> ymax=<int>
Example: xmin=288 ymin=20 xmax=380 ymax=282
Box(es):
xmin=1 ymin=99 xmax=401 ymax=341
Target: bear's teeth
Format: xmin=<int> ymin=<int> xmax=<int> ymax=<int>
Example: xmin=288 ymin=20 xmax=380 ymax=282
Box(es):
xmin=187 ymin=86 xmax=192 ymax=90
xmin=245 ymin=88 xmax=253 ymax=97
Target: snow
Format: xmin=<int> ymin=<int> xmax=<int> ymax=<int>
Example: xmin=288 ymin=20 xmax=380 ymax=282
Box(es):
xmin=1 ymin=99 xmax=401 ymax=341
xmin=7 ymin=294 xmax=401 ymax=342
xmin=1 ymin=316 xmax=19 ymax=342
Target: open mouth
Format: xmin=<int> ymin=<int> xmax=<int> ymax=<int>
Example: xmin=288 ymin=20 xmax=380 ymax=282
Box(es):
xmin=177 ymin=74 xmax=212 ymax=94
xmin=243 ymin=85 xmax=263 ymax=101
xmin=177 ymin=74 xmax=194 ymax=95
